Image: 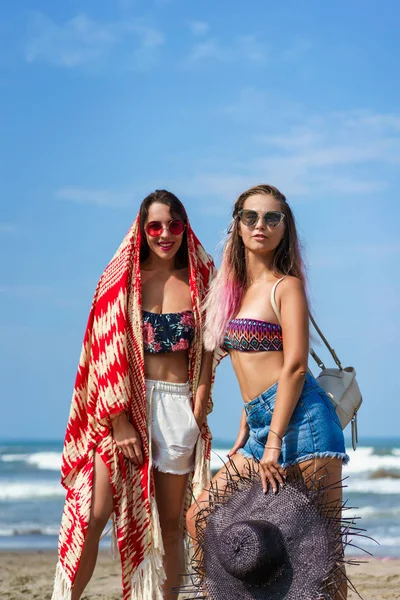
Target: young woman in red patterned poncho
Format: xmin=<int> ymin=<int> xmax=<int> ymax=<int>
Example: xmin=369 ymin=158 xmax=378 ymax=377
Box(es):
xmin=52 ymin=190 xmax=220 ymax=600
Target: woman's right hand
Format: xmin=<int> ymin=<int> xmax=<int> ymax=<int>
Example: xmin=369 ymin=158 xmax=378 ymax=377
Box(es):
xmin=111 ymin=413 xmax=144 ymax=466
xmin=227 ymin=427 xmax=249 ymax=457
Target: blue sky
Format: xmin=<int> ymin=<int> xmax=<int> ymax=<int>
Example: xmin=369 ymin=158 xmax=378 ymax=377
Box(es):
xmin=1 ymin=0 xmax=399 ymax=441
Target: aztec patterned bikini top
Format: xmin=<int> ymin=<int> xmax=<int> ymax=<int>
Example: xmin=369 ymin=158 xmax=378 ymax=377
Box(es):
xmin=223 ymin=277 xmax=286 ymax=352
xmin=142 ymin=310 xmax=195 ymax=354
xmin=223 ymin=318 xmax=283 ymax=352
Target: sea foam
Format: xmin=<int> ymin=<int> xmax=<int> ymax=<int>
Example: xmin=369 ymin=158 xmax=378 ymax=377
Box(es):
xmin=1 ymin=452 xmax=62 ymax=471
xmin=0 ymin=481 xmax=65 ymax=501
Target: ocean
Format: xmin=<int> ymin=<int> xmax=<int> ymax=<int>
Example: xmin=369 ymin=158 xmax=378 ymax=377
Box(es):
xmin=1 ymin=437 xmax=399 ymax=557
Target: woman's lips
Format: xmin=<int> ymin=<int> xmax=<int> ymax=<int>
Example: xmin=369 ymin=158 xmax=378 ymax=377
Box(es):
xmin=158 ymin=242 xmax=175 ymax=252
xmin=253 ymin=234 xmax=266 ymax=240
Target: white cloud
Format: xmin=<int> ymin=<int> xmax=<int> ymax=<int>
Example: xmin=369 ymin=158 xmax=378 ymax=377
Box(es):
xmin=185 ymin=34 xmax=314 ymax=67
xmin=133 ymin=25 xmax=164 ymax=48
xmin=281 ymin=38 xmax=314 ymax=62
xmin=25 ymin=13 xmax=116 ymax=67
xmin=24 ymin=12 xmax=164 ymax=70
xmin=186 ymin=39 xmax=230 ymax=63
xmin=217 ymin=96 xmax=400 ymax=198
xmin=339 ymin=112 xmax=400 ymax=133
xmin=117 ymin=0 xmax=137 ymax=8
xmin=128 ymin=24 xmax=165 ymax=71
xmin=180 ymin=173 xmax=256 ymax=205
xmin=56 ymin=187 xmax=135 ymax=207
xmin=185 ymin=35 xmax=267 ymax=65
xmin=353 ymin=242 xmax=400 ymax=258
xmin=0 ymin=222 xmax=18 ymax=234
xmin=56 ymin=182 xmax=163 ymax=207
xmin=236 ymin=35 xmax=267 ymax=64
xmin=309 ymin=242 xmax=400 ymax=270
xmin=56 ymin=91 xmax=400 ymax=210
xmin=222 ymin=87 xmax=302 ymax=125
xmin=188 ymin=21 xmax=209 ymax=36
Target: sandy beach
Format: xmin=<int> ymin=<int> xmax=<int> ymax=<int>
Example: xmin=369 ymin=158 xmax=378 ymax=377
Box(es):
xmin=0 ymin=550 xmax=399 ymax=599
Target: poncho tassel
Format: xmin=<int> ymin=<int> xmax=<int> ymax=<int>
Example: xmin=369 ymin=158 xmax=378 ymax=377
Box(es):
xmin=150 ymin=495 xmax=165 ymax=555
xmin=130 ymin=550 xmax=166 ymax=600
xmin=51 ymin=561 xmax=72 ymax=600
xmin=129 ymin=495 xmax=166 ymax=598
xmin=111 ymin=512 xmax=119 ymax=560
xmin=192 ymin=435 xmax=210 ymax=500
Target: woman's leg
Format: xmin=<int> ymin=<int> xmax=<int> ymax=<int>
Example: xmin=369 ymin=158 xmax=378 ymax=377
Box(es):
xmin=300 ymin=457 xmax=347 ymax=600
xmin=153 ymin=469 xmax=191 ymax=600
xmin=186 ymin=453 xmax=251 ymax=545
xmin=71 ymin=451 xmax=114 ymax=600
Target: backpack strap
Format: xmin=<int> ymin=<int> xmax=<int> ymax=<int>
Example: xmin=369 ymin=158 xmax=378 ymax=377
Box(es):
xmin=270 ymin=277 xmax=286 ymax=322
xmin=309 ymin=314 xmax=343 ymax=370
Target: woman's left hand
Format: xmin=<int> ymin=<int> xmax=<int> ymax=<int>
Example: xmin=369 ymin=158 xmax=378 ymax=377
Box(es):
xmin=259 ymin=447 xmax=286 ymax=495
xmin=193 ymin=407 xmax=206 ymax=432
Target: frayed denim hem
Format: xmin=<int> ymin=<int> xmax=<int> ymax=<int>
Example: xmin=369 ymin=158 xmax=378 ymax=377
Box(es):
xmin=237 ymin=448 xmax=255 ymax=461
xmin=282 ymin=451 xmax=350 ymax=470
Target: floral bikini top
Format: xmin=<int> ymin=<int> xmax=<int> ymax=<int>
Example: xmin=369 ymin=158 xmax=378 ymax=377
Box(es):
xmin=223 ymin=318 xmax=283 ymax=352
xmin=142 ymin=310 xmax=195 ymax=354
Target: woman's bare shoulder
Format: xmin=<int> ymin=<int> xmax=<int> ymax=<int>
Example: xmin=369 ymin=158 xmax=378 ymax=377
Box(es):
xmin=277 ymin=276 xmax=305 ymax=295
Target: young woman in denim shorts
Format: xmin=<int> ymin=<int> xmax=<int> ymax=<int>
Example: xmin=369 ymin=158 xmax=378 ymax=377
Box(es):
xmin=187 ymin=184 xmax=349 ymax=600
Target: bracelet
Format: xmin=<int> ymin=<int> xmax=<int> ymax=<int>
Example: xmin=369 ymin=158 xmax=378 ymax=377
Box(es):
xmin=269 ymin=428 xmax=283 ymax=443
xmin=265 ymin=446 xmax=282 ymax=451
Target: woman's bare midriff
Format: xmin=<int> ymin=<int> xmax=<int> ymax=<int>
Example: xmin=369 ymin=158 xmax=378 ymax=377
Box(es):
xmin=230 ymin=350 xmax=284 ymax=403
xmin=144 ymin=350 xmax=190 ymax=383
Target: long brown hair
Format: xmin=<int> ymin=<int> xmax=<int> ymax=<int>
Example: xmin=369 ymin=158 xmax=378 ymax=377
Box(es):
xmin=203 ymin=184 xmax=306 ymax=350
xmin=139 ymin=189 xmax=188 ymax=268
xmin=230 ymin=184 xmax=305 ymax=286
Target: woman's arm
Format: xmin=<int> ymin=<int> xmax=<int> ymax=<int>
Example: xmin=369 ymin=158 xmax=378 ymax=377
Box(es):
xmin=267 ymin=277 xmax=309 ymax=441
xmin=259 ymin=277 xmax=309 ymax=493
xmin=227 ymin=408 xmax=249 ymax=457
xmin=193 ymin=350 xmax=214 ymax=429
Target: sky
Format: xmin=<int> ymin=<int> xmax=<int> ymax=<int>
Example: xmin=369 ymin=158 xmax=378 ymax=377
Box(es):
xmin=1 ymin=0 xmax=399 ymax=442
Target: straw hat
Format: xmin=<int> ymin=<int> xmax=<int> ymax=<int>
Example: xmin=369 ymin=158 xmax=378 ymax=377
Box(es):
xmin=182 ymin=463 xmax=363 ymax=599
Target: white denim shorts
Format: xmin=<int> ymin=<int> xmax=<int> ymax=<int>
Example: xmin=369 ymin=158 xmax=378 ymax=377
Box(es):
xmin=146 ymin=379 xmax=200 ymax=475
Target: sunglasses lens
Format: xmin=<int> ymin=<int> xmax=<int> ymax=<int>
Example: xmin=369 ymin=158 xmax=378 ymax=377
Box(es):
xmin=264 ymin=212 xmax=283 ymax=227
xmin=169 ymin=220 xmax=185 ymax=235
xmin=240 ymin=210 xmax=258 ymax=226
xmin=146 ymin=221 xmax=163 ymax=237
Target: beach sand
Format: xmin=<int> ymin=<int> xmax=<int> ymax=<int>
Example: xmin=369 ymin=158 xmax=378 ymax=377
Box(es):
xmin=0 ymin=550 xmax=399 ymax=599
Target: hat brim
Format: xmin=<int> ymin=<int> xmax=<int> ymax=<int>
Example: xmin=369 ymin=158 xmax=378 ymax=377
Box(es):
xmin=202 ymin=475 xmax=336 ymax=600
xmin=180 ymin=462 xmax=367 ymax=600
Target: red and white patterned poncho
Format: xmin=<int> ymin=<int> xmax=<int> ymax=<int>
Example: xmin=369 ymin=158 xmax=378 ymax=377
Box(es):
xmin=51 ymin=216 xmax=219 ymax=599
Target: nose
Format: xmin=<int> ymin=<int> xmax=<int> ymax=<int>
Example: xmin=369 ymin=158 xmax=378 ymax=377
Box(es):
xmin=159 ymin=225 xmax=171 ymax=238
xmin=254 ymin=215 xmax=265 ymax=229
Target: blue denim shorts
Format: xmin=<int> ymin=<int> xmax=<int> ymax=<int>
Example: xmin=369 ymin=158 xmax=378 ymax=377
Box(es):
xmin=238 ymin=373 xmax=349 ymax=468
